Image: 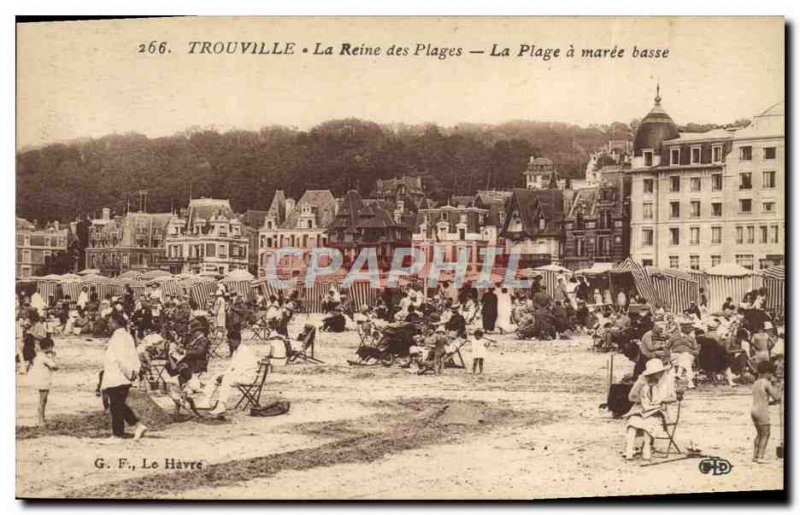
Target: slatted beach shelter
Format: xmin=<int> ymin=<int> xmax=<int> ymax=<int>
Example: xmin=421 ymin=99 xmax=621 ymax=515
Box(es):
xmin=645 ymin=267 xmax=700 ymax=314
xmin=534 ymin=264 xmax=572 ymax=297
xmin=220 ymin=269 xmax=256 ymax=302
xmin=704 ymin=263 xmax=762 ymax=311
xmin=36 ymin=274 xmax=63 ymax=303
xmin=610 ymin=257 xmax=662 ymax=308
xmin=760 ymin=265 xmax=785 ymax=314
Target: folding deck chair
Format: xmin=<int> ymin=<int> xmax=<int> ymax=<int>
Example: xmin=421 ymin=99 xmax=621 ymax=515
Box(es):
xmin=243 ymin=316 xmax=271 ymax=342
xmin=208 ymin=326 xmax=227 ymax=358
xmin=148 ymin=358 xmax=169 ymax=392
xmin=285 ymin=327 xmax=324 ymax=365
xmin=417 ymin=340 xmax=467 ymax=375
xmin=652 ymin=396 xmax=683 ymax=458
xmin=234 ymin=357 xmax=272 ymax=411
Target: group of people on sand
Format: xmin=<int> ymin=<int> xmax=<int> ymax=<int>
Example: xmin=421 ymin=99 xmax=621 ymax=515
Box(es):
xmin=615 ymin=286 xmax=784 ymax=463
xmin=15 ymin=279 xmax=306 ymax=439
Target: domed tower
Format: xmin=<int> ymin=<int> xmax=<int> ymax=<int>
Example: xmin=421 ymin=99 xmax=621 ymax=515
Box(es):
xmin=632 ymin=85 xmax=679 ymax=168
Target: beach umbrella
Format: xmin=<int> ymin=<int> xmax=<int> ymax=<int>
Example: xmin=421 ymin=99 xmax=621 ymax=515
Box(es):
xmin=77 ymin=268 xmax=100 ymax=276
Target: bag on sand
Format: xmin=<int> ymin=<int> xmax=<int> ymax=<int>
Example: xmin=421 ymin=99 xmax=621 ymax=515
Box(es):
xmin=249 ymin=401 xmax=290 ymax=417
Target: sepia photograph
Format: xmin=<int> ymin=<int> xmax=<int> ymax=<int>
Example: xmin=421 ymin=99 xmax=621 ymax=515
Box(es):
xmin=14 ymin=16 xmax=785 ymax=500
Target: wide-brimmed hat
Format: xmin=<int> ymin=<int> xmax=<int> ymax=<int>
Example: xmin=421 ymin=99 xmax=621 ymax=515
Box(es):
xmin=643 ymin=359 xmax=669 ymax=377
xmin=189 ymin=317 xmax=209 ymax=334
xmin=763 ymin=322 xmax=774 ymax=330
xmin=435 ymin=326 xmax=446 ymax=334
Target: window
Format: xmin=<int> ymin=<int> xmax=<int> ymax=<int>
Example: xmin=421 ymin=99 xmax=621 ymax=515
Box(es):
xmin=712 ymin=202 xmax=722 ymax=216
xmin=763 ymin=171 xmax=776 ymax=188
xmin=690 ymin=201 xmax=700 ymax=218
xmin=759 ymin=259 xmax=770 ymax=270
xmin=712 ymin=145 xmax=723 ymax=163
xmin=671 ymin=148 xmax=680 ymax=165
xmin=711 ymin=226 xmax=721 ymax=244
xmin=642 ymin=228 xmax=654 ymax=246
xmin=690 ymin=177 xmax=701 ymax=191
xmin=644 ymin=151 xmax=653 ymax=167
xmin=740 ymin=146 xmax=752 ymax=161
xmin=643 ymin=179 xmax=654 ymax=193
xmin=747 ymin=226 xmax=755 ymax=244
xmin=669 ymin=228 xmax=680 ymax=245
xmin=576 ymin=238 xmax=584 ymax=257
xmin=711 ymin=255 xmax=721 ymax=267
xmin=760 ymin=226 xmax=768 ymax=244
xmin=763 ymin=201 xmax=775 ymax=213
xmin=669 ymin=256 xmax=679 ymax=269
xmin=670 ymin=202 xmax=680 ymax=218
xmin=690 ymin=147 xmax=701 ymax=164
xmin=690 ymin=227 xmax=700 ymax=245
xmin=735 ymin=254 xmax=754 ymax=270
xmin=739 ymin=172 xmax=752 ymax=189
xmin=770 ymin=225 xmax=779 ymax=244
xmin=736 ymin=226 xmax=743 ymax=244
xmin=711 ymin=173 xmax=722 ymax=191
xmin=690 ymin=255 xmax=700 ymax=270
xmin=764 ymin=147 xmax=776 ymax=160
xmin=642 ymin=259 xmax=653 ymax=267
xmin=670 ymin=176 xmax=680 ymax=192
xmin=642 ymin=203 xmax=653 ymax=220
xmin=739 ymin=199 xmax=752 ymax=213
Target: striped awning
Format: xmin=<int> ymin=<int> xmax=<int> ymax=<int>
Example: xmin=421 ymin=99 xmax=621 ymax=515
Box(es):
xmin=645 ymin=266 xmax=700 ymax=313
xmin=611 ymin=257 xmax=662 ymax=308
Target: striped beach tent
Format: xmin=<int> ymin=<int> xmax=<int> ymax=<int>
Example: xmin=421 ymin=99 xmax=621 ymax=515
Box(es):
xmin=189 ymin=281 xmax=219 ymax=310
xmin=35 ymin=274 xmax=63 ymax=303
xmin=761 ymin=265 xmax=785 ymax=314
xmin=341 ymin=280 xmax=381 ymax=310
xmin=611 ymin=257 xmax=662 ymax=308
xmin=219 ymin=280 xmax=255 ymax=301
xmin=59 ymin=276 xmax=83 ymax=301
xmin=534 ymin=264 xmax=572 ymax=297
xmin=302 ymin=280 xmax=341 ymax=313
xmin=81 ymin=274 xmax=123 ymax=300
xmin=704 ymin=263 xmax=761 ymax=311
xmin=645 ymin=267 xmax=700 ymax=314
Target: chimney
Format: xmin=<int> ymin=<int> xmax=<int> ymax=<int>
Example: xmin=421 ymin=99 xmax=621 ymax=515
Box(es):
xmin=53 ymin=221 xmax=59 ymax=231
xmin=102 ymin=208 xmax=111 ymax=220
xmin=138 ymin=190 xmax=149 ymax=213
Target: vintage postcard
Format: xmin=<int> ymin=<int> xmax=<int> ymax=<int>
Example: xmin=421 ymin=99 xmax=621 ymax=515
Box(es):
xmin=15 ymin=16 xmax=785 ymax=500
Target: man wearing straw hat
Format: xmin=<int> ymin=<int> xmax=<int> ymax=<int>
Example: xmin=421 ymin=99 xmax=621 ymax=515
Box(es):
xmin=623 ymin=359 xmax=677 ymax=461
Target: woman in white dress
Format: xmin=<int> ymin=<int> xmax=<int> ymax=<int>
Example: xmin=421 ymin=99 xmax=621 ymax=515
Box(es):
xmin=495 ymin=287 xmax=513 ymax=334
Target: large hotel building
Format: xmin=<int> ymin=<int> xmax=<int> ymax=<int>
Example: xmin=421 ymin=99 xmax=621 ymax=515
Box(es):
xmin=628 ymin=89 xmax=784 ymax=271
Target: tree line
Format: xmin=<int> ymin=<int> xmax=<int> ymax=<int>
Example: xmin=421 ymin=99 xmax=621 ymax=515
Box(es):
xmin=16 ymin=117 xmax=747 ymax=224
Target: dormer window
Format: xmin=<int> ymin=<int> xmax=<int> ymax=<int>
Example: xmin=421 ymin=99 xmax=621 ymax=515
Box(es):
xmin=538 ymin=217 xmax=546 ymax=230
xmin=670 ymin=148 xmax=680 ymax=166
xmin=643 ymin=150 xmax=653 ymax=167
xmin=690 ymin=146 xmax=701 ymax=164
xmin=712 ymin=145 xmax=723 ymax=163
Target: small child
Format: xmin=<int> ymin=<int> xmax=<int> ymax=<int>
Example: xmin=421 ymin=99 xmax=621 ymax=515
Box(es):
xmin=751 ymin=361 xmax=782 ymax=463
xmin=470 ymin=329 xmax=490 ymax=375
xmin=29 ymin=337 xmax=58 ymax=426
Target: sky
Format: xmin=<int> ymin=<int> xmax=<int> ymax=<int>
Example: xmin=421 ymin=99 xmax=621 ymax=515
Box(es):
xmin=16 ymin=16 xmax=784 ymax=148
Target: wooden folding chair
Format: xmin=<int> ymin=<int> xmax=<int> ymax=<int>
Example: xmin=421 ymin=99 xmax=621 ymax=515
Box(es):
xmin=285 ymin=327 xmax=324 ymax=365
xmin=208 ymin=326 xmax=227 ymax=358
xmin=148 ymin=358 xmax=169 ymax=392
xmin=244 ymin=316 xmax=271 ymax=341
xmin=652 ymin=397 xmax=683 ymax=457
xmin=417 ymin=340 xmax=467 ymax=375
xmin=234 ymin=358 xmax=272 ymax=411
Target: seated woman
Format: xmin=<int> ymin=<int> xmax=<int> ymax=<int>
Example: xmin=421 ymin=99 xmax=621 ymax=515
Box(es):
xmin=624 ymin=359 xmax=677 ymax=461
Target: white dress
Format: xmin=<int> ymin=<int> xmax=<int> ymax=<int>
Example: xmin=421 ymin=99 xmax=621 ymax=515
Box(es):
xmin=496 ymin=289 xmax=513 ymax=332
xmin=28 ymin=353 xmax=56 ymax=390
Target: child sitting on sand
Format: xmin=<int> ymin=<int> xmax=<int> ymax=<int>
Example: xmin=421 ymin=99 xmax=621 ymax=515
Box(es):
xmin=751 ymin=361 xmax=782 ymax=463
xmin=29 ymin=337 xmax=58 ymax=426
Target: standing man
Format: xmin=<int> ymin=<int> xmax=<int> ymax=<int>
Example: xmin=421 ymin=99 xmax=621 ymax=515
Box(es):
xmin=480 ymin=287 xmax=498 ymax=332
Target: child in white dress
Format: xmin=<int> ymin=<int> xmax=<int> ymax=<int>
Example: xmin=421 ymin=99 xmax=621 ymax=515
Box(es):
xmin=29 ymin=337 xmax=58 ymax=426
xmin=470 ymin=329 xmax=490 ymax=375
